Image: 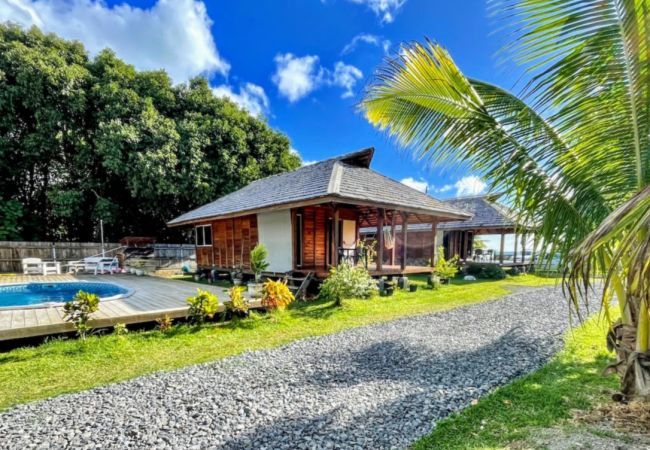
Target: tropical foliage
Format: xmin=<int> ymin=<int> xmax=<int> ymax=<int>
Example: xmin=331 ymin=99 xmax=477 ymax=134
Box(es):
xmin=432 ymin=247 xmax=459 ymax=281
xmin=0 ymin=24 xmax=300 ymax=241
xmin=261 ymin=279 xmax=294 ymax=310
xmin=186 ymin=289 xmax=219 ymax=324
xmin=63 ymin=291 xmax=100 ymax=340
xmin=361 ymin=0 xmax=650 ymax=397
xmin=225 ymin=286 xmax=249 ymax=317
xmin=319 ymin=263 xmax=378 ymax=306
xmin=250 ymin=244 xmax=270 ymax=280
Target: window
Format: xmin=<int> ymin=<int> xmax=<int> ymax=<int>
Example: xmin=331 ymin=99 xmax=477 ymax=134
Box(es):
xmin=195 ymin=225 xmax=212 ymax=247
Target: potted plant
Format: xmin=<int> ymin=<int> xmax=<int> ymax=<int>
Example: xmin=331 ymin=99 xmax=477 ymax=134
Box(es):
xmin=248 ymin=244 xmax=269 ymax=298
xmin=432 ymin=246 xmax=459 ymax=284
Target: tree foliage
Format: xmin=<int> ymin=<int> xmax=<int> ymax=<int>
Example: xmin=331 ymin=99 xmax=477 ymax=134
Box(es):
xmin=0 ymin=24 xmax=300 ymax=241
xmin=361 ymin=0 xmax=650 ymax=397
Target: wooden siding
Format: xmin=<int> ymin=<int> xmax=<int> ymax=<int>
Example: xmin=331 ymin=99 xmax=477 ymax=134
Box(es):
xmin=196 ymin=215 xmax=258 ymax=270
xmin=294 ymin=205 xmax=357 ymax=271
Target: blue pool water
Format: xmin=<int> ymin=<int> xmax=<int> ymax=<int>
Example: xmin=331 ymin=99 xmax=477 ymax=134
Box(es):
xmin=0 ymin=282 xmax=130 ymax=308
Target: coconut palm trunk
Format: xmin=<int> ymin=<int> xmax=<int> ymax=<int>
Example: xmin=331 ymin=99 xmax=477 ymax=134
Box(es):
xmin=360 ymin=0 xmax=650 ymax=399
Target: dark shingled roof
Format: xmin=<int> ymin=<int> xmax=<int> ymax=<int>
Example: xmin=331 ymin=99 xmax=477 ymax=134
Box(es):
xmin=437 ymin=194 xmax=522 ymax=230
xmin=359 ymin=194 xmax=531 ymax=234
xmin=168 ymin=148 xmax=471 ymax=226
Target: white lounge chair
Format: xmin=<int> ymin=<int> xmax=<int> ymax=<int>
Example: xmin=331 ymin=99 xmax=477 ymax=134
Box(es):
xmin=22 ymin=258 xmax=61 ymax=275
xmin=22 ymin=258 xmax=43 ymax=275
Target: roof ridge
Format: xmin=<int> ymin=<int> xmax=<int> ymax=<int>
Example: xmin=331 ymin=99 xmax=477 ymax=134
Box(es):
xmin=328 ymin=161 xmax=344 ymax=194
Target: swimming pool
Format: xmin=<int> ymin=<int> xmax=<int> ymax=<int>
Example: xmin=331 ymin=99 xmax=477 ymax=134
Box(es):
xmin=0 ymin=282 xmax=133 ymax=309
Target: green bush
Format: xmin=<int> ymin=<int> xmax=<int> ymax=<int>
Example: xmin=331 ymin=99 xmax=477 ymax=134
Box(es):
xmin=433 ymin=246 xmax=460 ymax=280
xmin=466 ymin=263 xmax=506 ymax=280
xmin=319 ymin=263 xmax=378 ymax=306
xmin=186 ymin=289 xmax=219 ymax=324
xmin=225 ymin=286 xmax=249 ymax=317
xmin=63 ymin=291 xmax=100 ymax=340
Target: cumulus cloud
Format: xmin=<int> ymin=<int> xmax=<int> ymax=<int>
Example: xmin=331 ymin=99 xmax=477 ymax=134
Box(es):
xmin=272 ymin=53 xmax=322 ymax=102
xmin=272 ymin=53 xmax=363 ymax=102
xmin=212 ymin=83 xmax=269 ymax=117
xmin=346 ymin=0 xmax=407 ymax=23
xmin=0 ymin=0 xmax=229 ymax=83
xmin=332 ymin=62 xmax=363 ymax=98
xmin=400 ymin=177 xmax=429 ymax=193
xmin=341 ymin=33 xmax=391 ymax=55
xmin=454 ymin=176 xmax=487 ymax=196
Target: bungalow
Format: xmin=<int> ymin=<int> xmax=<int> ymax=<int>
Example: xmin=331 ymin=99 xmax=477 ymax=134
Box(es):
xmin=167 ymin=148 xmax=471 ymax=279
xmin=360 ymin=193 xmax=537 ymax=267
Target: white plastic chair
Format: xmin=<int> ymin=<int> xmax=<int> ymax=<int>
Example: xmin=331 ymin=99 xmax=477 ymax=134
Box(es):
xmin=22 ymin=258 xmax=43 ymax=275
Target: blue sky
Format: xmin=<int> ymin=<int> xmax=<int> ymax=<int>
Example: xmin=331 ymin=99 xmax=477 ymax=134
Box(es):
xmin=1 ymin=0 xmax=524 ymax=199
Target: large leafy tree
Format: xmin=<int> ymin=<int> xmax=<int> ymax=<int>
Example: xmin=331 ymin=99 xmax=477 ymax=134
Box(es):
xmin=361 ymin=0 xmax=650 ymax=398
xmin=0 ymin=24 xmax=300 ymax=241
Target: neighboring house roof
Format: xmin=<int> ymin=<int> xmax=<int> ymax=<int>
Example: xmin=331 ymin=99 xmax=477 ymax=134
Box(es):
xmin=359 ymin=194 xmax=531 ymax=234
xmin=168 ymin=148 xmax=471 ymax=226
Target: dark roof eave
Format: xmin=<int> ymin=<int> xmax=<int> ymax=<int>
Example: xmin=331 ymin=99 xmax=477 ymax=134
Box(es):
xmin=167 ymin=193 xmax=471 ymax=227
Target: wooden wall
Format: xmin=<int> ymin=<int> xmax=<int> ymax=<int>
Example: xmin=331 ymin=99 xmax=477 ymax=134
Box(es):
xmin=295 ymin=205 xmax=357 ymax=270
xmin=196 ymin=215 xmax=258 ymax=270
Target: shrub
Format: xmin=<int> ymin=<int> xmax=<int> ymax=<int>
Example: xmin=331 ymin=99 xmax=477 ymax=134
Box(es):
xmin=156 ymin=315 xmax=173 ymax=332
xmin=433 ymin=246 xmax=460 ymax=280
xmin=509 ymin=266 xmax=521 ymax=276
xmin=225 ymin=286 xmax=249 ymax=317
xmin=319 ymin=263 xmax=378 ymax=306
xmin=63 ymin=290 xmax=100 ymax=340
xmin=186 ymin=289 xmax=219 ymax=323
xmin=466 ymin=263 xmax=507 ymax=280
xmin=261 ymin=279 xmax=294 ymax=310
xmin=113 ymin=323 xmax=128 ymax=336
xmin=250 ymin=243 xmax=270 ymax=281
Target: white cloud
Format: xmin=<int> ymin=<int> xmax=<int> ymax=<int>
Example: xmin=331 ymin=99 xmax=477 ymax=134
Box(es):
xmin=341 ymin=33 xmax=391 ymax=55
xmin=433 ymin=184 xmax=454 ymax=193
xmin=332 ymin=62 xmax=363 ymax=98
xmin=212 ymin=83 xmax=269 ymax=117
xmin=400 ymin=177 xmax=429 ymax=193
xmin=272 ymin=53 xmax=322 ymax=102
xmin=346 ymin=0 xmax=407 ymax=23
xmin=272 ymin=53 xmax=363 ymax=102
xmin=0 ymin=0 xmax=229 ymax=83
xmin=454 ymin=176 xmax=487 ymax=196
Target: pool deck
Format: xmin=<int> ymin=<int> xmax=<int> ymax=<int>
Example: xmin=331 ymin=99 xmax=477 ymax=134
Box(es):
xmin=0 ymin=274 xmax=257 ymax=341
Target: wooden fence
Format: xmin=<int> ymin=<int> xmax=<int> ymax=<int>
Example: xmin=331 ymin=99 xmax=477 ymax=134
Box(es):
xmin=0 ymin=241 xmax=120 ymax=273
xmin=0 ymin=241 xmax=196 ymax=273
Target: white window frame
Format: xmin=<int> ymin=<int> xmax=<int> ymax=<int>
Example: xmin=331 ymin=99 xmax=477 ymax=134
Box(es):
xmin=195 ymin=225 xmax=212 ymax=247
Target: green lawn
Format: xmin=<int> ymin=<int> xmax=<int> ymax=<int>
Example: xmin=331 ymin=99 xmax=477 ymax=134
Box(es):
xmin=413 ymin=313 xmax=618 ymax=449
xmin=0 ymin=274 xmax=557 ymax=410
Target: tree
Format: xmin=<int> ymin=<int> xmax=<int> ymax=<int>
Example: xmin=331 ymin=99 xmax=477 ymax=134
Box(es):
xmin=0 ymin=24 xmax=300 ymax=242
xmin=361 ymin=1 xmax=650 ymax=398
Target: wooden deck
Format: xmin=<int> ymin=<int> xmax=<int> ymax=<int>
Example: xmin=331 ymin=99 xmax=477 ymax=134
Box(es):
xmin=311 ymin=265 xmax=432 ymax=278
xmin=0 ymin=274 xmax=257 ymax=341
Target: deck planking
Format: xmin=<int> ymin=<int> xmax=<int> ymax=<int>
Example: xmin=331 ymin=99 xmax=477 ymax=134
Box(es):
xmin=0 ymin=274 xmax=258 ymax=341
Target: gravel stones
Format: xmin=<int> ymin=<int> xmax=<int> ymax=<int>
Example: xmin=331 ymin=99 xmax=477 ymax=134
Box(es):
xmin=0 ymin=286 xmax=577 ymax=449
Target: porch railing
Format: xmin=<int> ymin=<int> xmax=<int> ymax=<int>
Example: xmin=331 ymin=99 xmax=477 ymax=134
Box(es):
xmin=337 ymin=247 xmax=369 ymax=269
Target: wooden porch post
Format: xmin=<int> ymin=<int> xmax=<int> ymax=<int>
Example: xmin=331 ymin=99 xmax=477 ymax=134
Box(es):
xmin=430 ymin=222 xmax=437 ymax=266
xmin=499 ymin=232 xmax=505 ymax=264
xmin=513 ymin=232 xmax=519 ymax=264
xmin=531 ymin=232 xmax=538 ymax=265
xmin=332 ymin=206 xmax=340 ymax=267
xmin=400 ymin=212 xmax=409 ymax=270
xmin=390 ymin=211 xmax=396 ymax=266
xmin=376 ymin=208 xmax=384 ymax=271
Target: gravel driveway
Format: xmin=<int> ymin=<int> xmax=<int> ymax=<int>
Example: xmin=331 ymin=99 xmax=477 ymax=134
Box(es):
xmin=0 ymin=286 xmax=576 ymax=449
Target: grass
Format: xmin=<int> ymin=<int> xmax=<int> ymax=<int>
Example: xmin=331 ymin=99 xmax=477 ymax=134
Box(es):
xmin=413 ymin=313 xmax=618 ymax=449
xmin=0 ymin=274 xmax=557 ymax=410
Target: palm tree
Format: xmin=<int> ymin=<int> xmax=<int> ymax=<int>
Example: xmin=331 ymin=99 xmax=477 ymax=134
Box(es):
xmin=361 ymin=0 xmax=650 ymax=398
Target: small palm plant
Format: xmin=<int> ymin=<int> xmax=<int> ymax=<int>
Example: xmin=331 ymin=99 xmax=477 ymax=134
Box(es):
xmin=361 ymin=0 xmax=650 ymax=398
xmin=250 ymin=243 xmax=270 ymax=282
